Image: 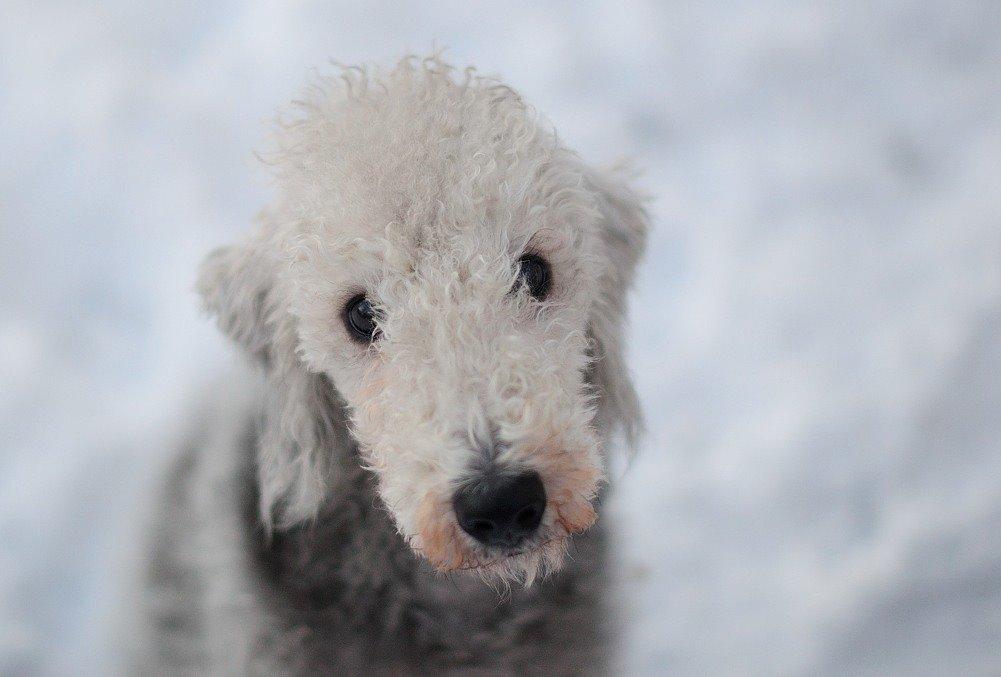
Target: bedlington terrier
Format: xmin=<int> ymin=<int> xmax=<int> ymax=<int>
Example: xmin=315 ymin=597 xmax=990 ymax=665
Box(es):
xmin=139 ymin=55 xmax=648 ymax=674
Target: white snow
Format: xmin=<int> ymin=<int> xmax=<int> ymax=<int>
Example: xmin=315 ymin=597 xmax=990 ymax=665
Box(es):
xmin=2 ymin=2 xmax=1000 ymax=674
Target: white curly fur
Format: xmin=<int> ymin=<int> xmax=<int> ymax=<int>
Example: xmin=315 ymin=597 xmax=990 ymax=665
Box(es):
xmin=198 ymin=55 xmax=647 ymax=585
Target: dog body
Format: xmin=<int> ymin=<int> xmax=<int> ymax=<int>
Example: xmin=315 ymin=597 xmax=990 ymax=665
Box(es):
xmin=141 ymin=372 xmax=609 ymax=673
xmin=140 ymin=57 xmax=646 ymax=674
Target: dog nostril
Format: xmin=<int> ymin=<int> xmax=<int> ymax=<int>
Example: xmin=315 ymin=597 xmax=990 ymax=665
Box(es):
xmin=515 ymin=505 xmax=538 ymax=529
xmin=453 ymin=470 xmax=546 ymax=548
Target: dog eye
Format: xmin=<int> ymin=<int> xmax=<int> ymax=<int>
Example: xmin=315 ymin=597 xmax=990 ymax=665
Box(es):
xmin=515 ymin=254 xmax=551 ymax=300
xmin=344 ymin=295 xmax=380 ymax=342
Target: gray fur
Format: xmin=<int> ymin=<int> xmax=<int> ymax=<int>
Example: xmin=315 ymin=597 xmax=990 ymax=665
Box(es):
xmin=140 ymin=372 xmax=610 ymax=674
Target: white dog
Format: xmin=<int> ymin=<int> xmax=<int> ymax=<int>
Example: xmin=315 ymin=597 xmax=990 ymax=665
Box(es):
xmin=139 ymin=55 xmax=647 ymax=674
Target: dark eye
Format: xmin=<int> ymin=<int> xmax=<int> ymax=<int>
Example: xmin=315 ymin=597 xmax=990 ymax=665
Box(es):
xmin=344 ymin=294 xmax=380 ymax=342
xmin=515 ymin=254 xmax=552 ymax=300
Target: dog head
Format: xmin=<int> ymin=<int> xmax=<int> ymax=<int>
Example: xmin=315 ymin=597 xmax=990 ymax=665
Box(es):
xmin=199 ymin=56 xmax=647 ymax=584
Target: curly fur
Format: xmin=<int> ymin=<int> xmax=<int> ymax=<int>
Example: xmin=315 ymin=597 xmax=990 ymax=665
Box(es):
xmin=140 ymin=55 xmax=647 ymax=673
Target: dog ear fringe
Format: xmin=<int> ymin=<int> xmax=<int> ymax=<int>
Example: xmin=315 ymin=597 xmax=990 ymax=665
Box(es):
xmin=197 ymin=221 xmax=342 ymax=531
xmin=585 ymin=165 xmax=650 ymax=455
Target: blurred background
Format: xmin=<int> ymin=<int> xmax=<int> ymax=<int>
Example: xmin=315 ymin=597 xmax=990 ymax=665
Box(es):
xmin=2 ymin=1 xmax=1000 ymax=674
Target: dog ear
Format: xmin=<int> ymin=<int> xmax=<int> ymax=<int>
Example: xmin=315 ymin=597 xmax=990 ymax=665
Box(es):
xmin=586 ymin=166 xmax=649 ymax=452
xmin=197 ymin=224 xmax=344 ymax=530
xmin=197 ymin=226 xmax=279 ymax=365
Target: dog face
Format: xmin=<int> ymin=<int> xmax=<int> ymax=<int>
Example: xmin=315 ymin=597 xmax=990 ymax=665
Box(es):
xmin=199 ymin=58 xmax=647 ymax=584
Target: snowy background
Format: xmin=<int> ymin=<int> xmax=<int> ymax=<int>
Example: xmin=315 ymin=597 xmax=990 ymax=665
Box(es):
xmin=2 ymin=1 xmax=1001 ymax=674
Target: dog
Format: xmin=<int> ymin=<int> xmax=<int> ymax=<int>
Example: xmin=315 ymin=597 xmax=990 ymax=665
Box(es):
xmin=138 ymin=55 xmax=647 ymax=674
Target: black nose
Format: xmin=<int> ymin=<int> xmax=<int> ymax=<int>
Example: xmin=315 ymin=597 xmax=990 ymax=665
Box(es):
xmin=452 ymin=470 xmax=546 ymax=548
